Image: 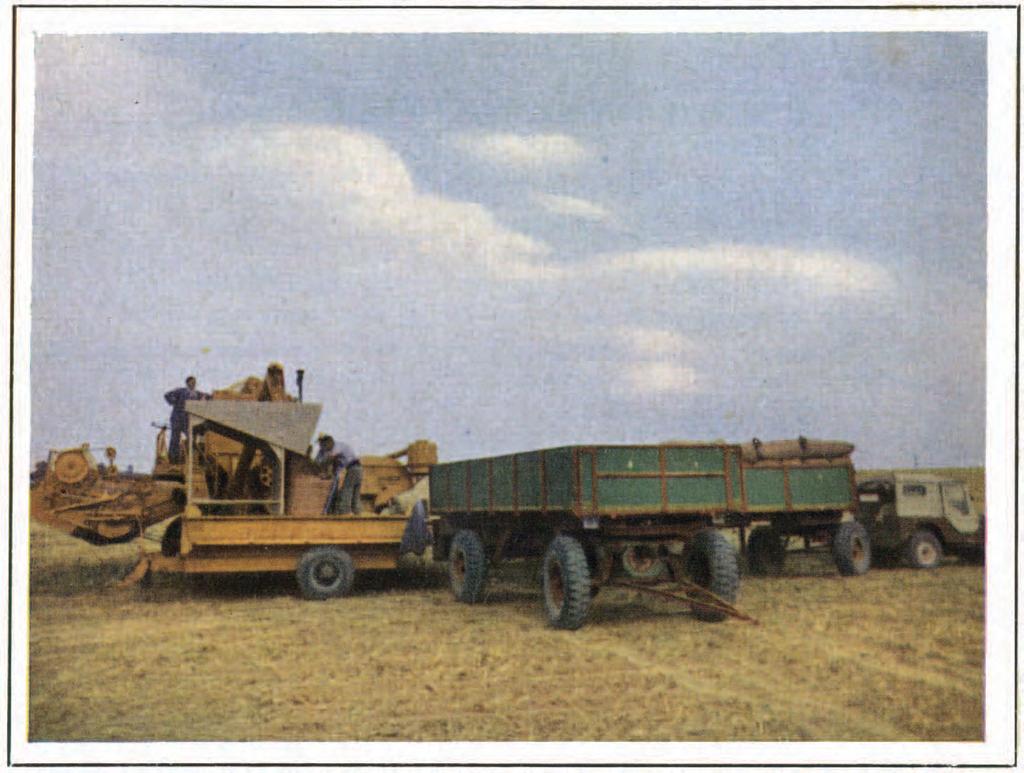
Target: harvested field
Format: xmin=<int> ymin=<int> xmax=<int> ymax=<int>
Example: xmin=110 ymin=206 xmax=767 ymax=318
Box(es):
xmin=28 ymin=512 xmax=984 ymax=743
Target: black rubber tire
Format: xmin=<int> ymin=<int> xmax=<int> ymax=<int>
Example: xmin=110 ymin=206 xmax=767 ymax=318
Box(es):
xmin=685 ymin=530 xmax=740 ymax=622
xmin=296 ymin=546 xmax=355 ymax=600
xmin=542 ymin=535 xmax=592 ymax=630
xmin=160 ymin=517 xmax=182 ymax=557
xmin=746 ymin=525 xmax=786 ymax=576
xmin=905 ymin=529 xmax=943 ymax=569
xmin=832 ymin=521 xmax=872 ymax=576
xmin=449 ymin=530 xmax=488 ymax=603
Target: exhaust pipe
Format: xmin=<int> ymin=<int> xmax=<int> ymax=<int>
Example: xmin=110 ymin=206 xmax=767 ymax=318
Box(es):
xmin=296 ymin=369 xmax=305 ymax=403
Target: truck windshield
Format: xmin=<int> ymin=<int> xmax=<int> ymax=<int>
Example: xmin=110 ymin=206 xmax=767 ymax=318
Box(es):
xmin=942 ymin=484 xmax=969 ymax=516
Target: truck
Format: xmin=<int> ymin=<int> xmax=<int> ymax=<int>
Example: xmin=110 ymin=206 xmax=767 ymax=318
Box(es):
xmin=123 ymin=399 xmax=435 ymax=598
xmin=855 ymin=471 xmax=985 ymax=568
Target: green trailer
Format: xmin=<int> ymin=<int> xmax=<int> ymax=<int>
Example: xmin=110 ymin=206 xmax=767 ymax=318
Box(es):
xmin=731 ymin=437 xmax=866 ymax=577
xmin=430 ymin=439 xmax=863 ymax=629
xmin=431 ymin=442 xmax=747 ymax=630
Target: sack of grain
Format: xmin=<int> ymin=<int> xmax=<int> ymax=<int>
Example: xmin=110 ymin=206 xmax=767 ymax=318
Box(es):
xmin=740 ymin=436 xmax=854 ymax=463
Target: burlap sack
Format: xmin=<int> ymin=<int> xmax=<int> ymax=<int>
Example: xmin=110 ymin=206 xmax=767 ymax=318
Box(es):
xmin=740 ymin=437 xmax=854 ymax=463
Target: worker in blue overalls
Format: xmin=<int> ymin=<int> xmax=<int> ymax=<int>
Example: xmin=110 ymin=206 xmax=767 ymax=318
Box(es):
xmin=315 ymin=434 xmax=363 ymax=515
xmin=164 ymin=376 xmax=210 ymax=463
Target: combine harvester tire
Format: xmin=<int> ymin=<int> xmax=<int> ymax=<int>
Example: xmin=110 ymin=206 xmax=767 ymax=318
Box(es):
xmin=161 ymin=518 xmax=183 ymax=557
xmin=296 ymin=546 xmax=355 ymax=600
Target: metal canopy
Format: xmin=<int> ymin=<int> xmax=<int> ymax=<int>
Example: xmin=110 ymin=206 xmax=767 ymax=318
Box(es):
xmin=185 ymin=401 xmax=322 ymax=455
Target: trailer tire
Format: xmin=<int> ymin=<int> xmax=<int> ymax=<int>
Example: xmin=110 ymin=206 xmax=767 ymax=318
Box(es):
xmin=832 ymin=521 xmax=871 ymax=576
xmin=685 ymin=530 xmax=740 ymax=622
xmin=296 ymin=546 xmax=355 ymax=600
xmin=449 ymin=530 xmax=488 ymax=603
xmin=905 ymin=529 xmax=943 ymax=569
xmin=746 ymin=526 xmax=786 ymax=576
xmin=620 ymin=543 xmax=666 ymax=580
xmin=160 ymin=517 xmax=182 ymax=557
xmin=542 ymin=535 xmax=592 ymax=630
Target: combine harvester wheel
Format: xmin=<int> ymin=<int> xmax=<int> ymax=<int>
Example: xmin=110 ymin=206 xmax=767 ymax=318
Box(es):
xmin=296 ymin=546 xmax=355 ymax=601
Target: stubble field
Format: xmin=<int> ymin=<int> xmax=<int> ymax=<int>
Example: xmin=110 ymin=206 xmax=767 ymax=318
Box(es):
xmin=28 ymin=498 xmax=985 ymax=744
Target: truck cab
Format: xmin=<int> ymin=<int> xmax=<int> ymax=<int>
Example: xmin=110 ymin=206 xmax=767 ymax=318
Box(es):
xmin=856 ymin=472 xmax=984 ymax=568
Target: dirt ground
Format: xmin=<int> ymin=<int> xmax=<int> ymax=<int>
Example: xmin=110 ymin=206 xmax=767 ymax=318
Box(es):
xmin=27 ymin=518 xmax=984 ymax=743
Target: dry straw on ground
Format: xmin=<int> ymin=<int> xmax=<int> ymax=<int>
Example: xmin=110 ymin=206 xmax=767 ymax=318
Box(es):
xmin=28 ymin=470 xmax=985 ymax=742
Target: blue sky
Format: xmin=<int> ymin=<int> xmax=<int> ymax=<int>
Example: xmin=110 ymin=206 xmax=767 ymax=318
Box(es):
xmin=31 ymin=32 xmax=987 ymax=469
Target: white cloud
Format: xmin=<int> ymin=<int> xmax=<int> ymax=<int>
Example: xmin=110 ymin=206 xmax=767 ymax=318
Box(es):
xmin=589 ymin=244 xmax=890 ymax=296
xmin=208 ymin=124 xmax=552 ymax=278
xmin=457 ymin=132 xmax=588 ymax=170
xmin=606 ymin=326 xmax=702 ymax=398
xmin=533 ymin=192 xmax=611 ymax=222
xmin=617 ymin=362 xmax=699 ymax=396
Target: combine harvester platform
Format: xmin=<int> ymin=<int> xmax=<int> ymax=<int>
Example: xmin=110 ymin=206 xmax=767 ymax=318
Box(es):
xmin=30 ymin=445 xmax=184 ymax=545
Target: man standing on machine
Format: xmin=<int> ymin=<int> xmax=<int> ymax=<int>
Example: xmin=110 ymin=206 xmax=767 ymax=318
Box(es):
xmin=164 ymin=376 xmax=210 ymax=463
xmin=315 ymin=434 xmax=362 ymax=515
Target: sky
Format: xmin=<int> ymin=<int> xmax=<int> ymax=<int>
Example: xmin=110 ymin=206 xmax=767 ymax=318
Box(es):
xmin=30 ymin=32 xmax=988 ymax=470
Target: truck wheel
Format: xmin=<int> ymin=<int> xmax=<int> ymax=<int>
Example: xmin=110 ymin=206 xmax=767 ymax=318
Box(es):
xmin=832 ymin=521 xmax=871 ymax=576
xmin=905 ymin=529 xmax=943 ymax=569
xmin=542 ymin=535 xmax=592 ymax=630
xmin=160 ymin=517 xmax=182 ymax=557
xmin=685 ymin=530 xmax=740 ymax=622
xmin=449 ymin=529 xmax=488 ymax=603
xmin=296 ymin=546 xmax=355 ymax=600
xmin=746 ymin=526 xmax=786 ymax=576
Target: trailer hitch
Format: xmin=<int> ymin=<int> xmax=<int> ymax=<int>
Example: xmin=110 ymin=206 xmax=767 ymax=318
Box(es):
xmin=609 ymin=578 xmax=759 ymax=624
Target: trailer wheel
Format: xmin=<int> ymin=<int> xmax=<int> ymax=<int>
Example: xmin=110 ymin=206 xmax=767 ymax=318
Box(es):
xmin=620 ymin=544 xmax=666 ymax=580
xmin=746 ymin=526 xmax=786 ymax=576
xmin=832 ymin=521 xmax=871 ymax=576
xmin=160 ymin=517 xmax=182 ymax=557
xmin=905 ymin=529 xmax=942 ymax=569
xmin=542 ymin=535 xmax=592 ymax=630
xmin=296 ymin=546 xmax=355 ymax=600
xmin=685 ymin=530 xmax=740 ymax=622
xmin=449 ymin=530 xmax=488 ymax=603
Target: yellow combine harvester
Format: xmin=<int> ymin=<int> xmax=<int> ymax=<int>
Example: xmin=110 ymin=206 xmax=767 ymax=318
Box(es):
xmin=124 ymin=400 xmax=435 ymax=599
xmin=30 ymin=365 xmax=437 ymax=574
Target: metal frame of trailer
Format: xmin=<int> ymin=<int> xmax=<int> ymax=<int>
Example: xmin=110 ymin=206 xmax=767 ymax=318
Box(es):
xmin=431 ymin=443 xmax=858 ymax=548
xmin=430 ymin=440 xmax=865 ymax=629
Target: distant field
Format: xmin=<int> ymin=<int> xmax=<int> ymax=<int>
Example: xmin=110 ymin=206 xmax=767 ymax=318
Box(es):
xmin=28 ymin=501 xmax=985 ymax=743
